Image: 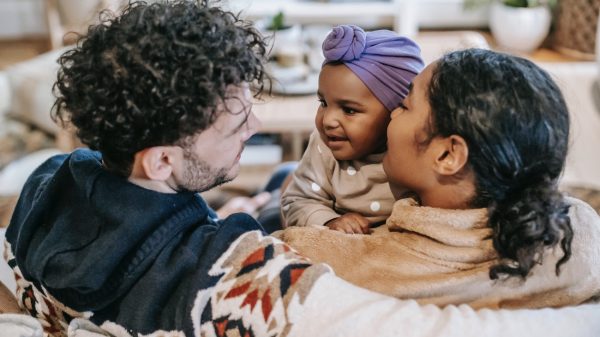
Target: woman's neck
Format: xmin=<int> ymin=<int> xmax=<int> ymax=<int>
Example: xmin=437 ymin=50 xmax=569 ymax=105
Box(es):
xmin=418 ymin=176 xmax=476 ymax=210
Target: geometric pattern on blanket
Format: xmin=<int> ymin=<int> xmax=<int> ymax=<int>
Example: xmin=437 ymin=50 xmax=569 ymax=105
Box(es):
xmin=4 ymin=230 xmax=331 ymax=337
xmin=4 ymin=241 xmax=90 ymax=337
xmin=192 ymin=231 xmax=330 ymax=337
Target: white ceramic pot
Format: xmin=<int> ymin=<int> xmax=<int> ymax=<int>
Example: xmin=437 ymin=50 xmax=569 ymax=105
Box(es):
xmin=490 ymin=2 xmax=551 ymax=53
xmin=263 ymin=24 xmax=303 ymax=61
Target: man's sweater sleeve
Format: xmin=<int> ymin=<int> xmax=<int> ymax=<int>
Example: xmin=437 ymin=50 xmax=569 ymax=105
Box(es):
xmin=281 ymin=131 xmax=340 ymax=227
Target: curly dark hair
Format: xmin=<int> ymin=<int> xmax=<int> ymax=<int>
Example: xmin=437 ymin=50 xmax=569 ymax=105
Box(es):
xmin=427 ymin=49 xmax=572 ymax=280
xmin=52 ymin=0 xmax=267 ymax=176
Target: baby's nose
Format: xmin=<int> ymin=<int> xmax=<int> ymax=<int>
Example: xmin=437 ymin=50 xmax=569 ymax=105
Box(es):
xmin=322 ymin=111 xmax=341 ymax=129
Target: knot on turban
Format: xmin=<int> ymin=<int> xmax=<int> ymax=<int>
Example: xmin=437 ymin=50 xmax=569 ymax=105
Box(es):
xmin=322 ymin=25 xmax=367 ymax=61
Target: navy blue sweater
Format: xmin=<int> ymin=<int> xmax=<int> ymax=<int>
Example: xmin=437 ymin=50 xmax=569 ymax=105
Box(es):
xmin=6 ymin=149 xmax=265 ymax=334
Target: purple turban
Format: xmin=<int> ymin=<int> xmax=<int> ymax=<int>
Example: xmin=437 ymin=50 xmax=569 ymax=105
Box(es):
xmin=322 ymin=25 xmax=424 ymax=111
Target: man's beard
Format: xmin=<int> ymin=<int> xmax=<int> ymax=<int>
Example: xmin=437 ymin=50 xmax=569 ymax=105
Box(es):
xmin=178 ymin=149 xmax=234 ymax=193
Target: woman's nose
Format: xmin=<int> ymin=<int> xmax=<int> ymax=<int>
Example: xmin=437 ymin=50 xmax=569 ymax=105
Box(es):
xmin=390 ymin=107 xmax=402 ymax=119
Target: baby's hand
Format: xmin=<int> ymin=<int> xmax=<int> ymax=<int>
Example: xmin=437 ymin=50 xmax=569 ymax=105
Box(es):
xmin=325 ymin=213 xmax=370 ymax=234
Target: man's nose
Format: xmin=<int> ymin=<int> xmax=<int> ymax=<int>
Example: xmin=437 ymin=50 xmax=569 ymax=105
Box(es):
xmin=243 ymin=110 xmax=261 ymax=141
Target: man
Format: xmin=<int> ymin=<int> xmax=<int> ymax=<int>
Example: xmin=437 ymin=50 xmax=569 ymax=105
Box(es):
xmin=6 ymin=1 xmax=272 ymax=334
xmin=4 ymin=1 xmax=600 ymax=336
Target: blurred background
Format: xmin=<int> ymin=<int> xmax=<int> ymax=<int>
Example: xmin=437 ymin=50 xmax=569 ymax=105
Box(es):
xmin=0 ymin=0 xmax=599 ymax=225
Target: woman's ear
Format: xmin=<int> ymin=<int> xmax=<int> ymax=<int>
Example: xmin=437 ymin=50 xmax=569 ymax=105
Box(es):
xmin=432 ymin=135 xmax=469 ymax=176
xmin=133 ymin=146 xmax=176 ymax=181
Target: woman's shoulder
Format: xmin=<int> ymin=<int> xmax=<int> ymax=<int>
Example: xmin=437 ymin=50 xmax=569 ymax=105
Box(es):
xmin=566 ymin=196 xmax=600 ymax=259
xmin=560 ymin=196 xmax=600 ymax=296
xmin=566 ymin=196 xmax=600 ymax=236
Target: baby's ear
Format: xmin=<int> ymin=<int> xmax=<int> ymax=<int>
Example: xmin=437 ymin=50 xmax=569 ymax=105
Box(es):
xmin=133 ymin=146 xmax=176 ymax=181
xmin=432 ymin=135 xmax=469 ymax=176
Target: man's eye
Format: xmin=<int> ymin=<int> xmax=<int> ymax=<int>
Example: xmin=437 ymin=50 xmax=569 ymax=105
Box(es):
xmin=317 ymin=99 xmax=327 ymax=108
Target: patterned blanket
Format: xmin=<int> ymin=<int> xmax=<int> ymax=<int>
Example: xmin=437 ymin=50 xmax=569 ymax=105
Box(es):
xmin=7 ymin=229 xmax=600 ymax=337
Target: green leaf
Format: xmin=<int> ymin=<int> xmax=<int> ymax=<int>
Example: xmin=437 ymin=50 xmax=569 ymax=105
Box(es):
xmin=269 ymin=11 xmax=285 ymax=31
xmin=504 ymin=0 xmax=529 ymax=7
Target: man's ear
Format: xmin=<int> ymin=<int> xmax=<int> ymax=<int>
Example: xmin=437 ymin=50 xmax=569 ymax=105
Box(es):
xmin=432 ymin=135 xmax=469 ymax=176
xmin=133 ymin=146 xmax=177 ymax=181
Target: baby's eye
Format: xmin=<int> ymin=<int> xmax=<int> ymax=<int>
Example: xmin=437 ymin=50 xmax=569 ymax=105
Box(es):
xmin=317 ymin=98 xmax=327 ymax=108
xmin=342 ymin=107 xmax=356 ymax=115
xmin=397 ymin=101 xmax=408 ymax=110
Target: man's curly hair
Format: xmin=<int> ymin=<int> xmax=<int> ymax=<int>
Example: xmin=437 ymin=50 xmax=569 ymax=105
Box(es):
xmin=52 ymin=0 xmax=267 ymax=176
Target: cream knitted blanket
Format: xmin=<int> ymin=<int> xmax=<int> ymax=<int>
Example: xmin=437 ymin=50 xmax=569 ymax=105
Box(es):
xmin=274 ymin=197 xmax=600 ymax=309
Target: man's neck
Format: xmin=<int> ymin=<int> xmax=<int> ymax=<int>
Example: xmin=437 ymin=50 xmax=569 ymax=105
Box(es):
xmin=128 ymin=176 xmax=177 ymax=194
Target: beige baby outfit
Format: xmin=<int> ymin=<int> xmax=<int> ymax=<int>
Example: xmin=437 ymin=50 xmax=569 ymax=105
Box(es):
xmin=281 ymin=131 xmax=396 ymax=227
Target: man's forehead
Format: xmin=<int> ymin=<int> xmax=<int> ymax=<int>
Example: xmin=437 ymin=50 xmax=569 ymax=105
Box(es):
xmin=217 ymin=85 xmax=251 ymax=112
xmin=225 ymin=83 xmax=251 ymax=99
xmin=208 ymin=83 xmax=252 ymax=134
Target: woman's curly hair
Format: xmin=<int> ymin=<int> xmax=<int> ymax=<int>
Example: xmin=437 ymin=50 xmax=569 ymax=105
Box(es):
xmin=52 ymin=0 xmax=267 ymax=176
xmin=427 ymin=49 xmax=573 ymax=280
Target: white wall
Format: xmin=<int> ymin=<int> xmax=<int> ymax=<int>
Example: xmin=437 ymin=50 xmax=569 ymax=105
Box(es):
xmin=417 ymin=0 xmax=489 ymax=28
xmin=228 ymin=0 xmax=489 ymax=30
xmin=0 ymin=0 xmax=46 ymax=39
xmin=0 ymin=0 xmax=489 ymax=40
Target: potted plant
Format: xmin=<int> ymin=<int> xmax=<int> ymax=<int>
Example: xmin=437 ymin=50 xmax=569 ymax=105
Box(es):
xmin=267 ymin=11 xmax=286 ymax=32
xmin=466 ymin=0 xmax=557 ymax=53
xmin=260 ymin=11 xmax=303 ymax=65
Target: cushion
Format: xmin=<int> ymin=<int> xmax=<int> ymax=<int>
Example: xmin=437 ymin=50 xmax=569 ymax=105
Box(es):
xmin=0 ymin=72 xmax=10 ymax=117
xmin=4 ymin=47 xmax=71 ymax=135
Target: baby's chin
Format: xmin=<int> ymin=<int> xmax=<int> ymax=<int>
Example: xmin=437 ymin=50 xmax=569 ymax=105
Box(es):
xmin=330 ymin=149 xmax=359 ymax=161
xmin=331 ymin=146 xmax=385 ymax=162
xmin=332 ymin=154 xmax=378 ymax=163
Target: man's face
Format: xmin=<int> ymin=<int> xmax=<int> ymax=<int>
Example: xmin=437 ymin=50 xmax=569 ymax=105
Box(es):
xmin=172 ymin=84 xmax=260 ymax=192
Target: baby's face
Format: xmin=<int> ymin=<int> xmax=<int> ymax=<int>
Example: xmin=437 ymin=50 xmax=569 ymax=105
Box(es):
xmin=316 ymin=63 xmax=390 ymax=161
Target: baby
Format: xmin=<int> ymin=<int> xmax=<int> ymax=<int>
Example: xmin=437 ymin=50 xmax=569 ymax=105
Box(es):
xmin=281 ymin=25 xmax=424 ymax=233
